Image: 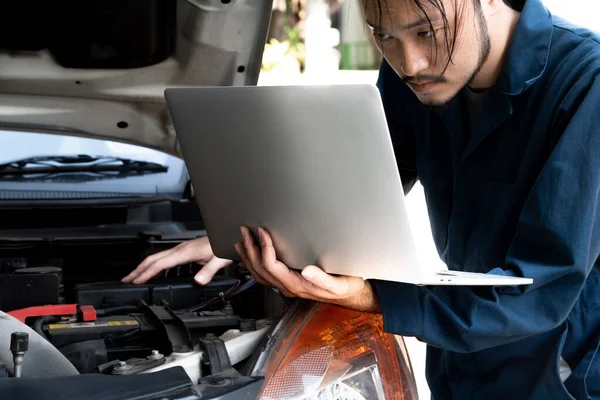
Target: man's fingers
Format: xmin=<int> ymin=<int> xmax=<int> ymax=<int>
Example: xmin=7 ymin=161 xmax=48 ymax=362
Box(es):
xmin=234 ymin=242 xmax=251 ymax=267
xmin=235 ymin=242 xmax=269 ymax=286
xmin=132 ymin=245 xmax=200 ymax=284
xmin=240 ymin=227 xmax=280 ymax=288
xmin=121 ymin=247 xmax=178 ymax=283
xmin=238 ymin=231 xmax=295 ymax=297
xmin=194 ymin=256 xmax=231 ymax=285
xmin=301 ymin=265 xmax=348 ymax=296
xmin=257 ymin=228 xmax=348 ymax=300
xmin=252 ymin=227 xmax=297 ymax=297
xmin=258 ymin=227 xmax=278 ymax=265
xmin=258 ymin=227 xmax=313 ymax=296
xmin=240 ymin=227 xmax=263 ymax=269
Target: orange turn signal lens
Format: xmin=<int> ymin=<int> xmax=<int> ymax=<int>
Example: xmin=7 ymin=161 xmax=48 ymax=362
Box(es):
xmin=250 ymin=300 xmax=418 ymax=399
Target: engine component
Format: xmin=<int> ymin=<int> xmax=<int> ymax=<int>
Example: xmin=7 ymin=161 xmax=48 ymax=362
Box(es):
xmin=148 ymin=349 xmax=164 ymax=360
xmin=14 ymin=266 xmax=62 ymax=279
xmin=182 ymin=310 xmax=240 ymax=331
xmin=113 ymin=360 xmax=132 ymax=373
xmin=0 ymin=258 xmax=62 ymax=273
xmin=141 ymin=322 xmax=272 ymax=384
xmin=7 ymin=304 xmax=77 ymax=323
xmin=44 ymin=315 xmax=151 ymax=351
xmin=108 ymin=353 xmax=167 ymax=375
xmin=10 ymin=332 xmax=28 ymax=378
xmin=0 ymin=273 xmax=50 ymax=311
xmin=141 ymin=346 xmax=205 ymax=384
xmin=220 ymin=321 xmax=272 ymax=366
xmin=75 ymin=277 xmax=240 ymax=310
xmin=0 ymin=260 xmax=63 ymax=312
xmin=78 ymin=305 xmax=97 ymax=322
xmin=199 ymin=334 xmax=231 ymax=376
xmin=143 ymin=301 xmax=193 ymax=354
xmin=59 ymin=339 xmax=108 ymax=374
xmin=196 ymin=368 xmax=264 ymax=400
xmin=239 ymin=319 xmax=257 ymax=332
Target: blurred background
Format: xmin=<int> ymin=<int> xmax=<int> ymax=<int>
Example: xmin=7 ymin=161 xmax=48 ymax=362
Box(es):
xmin=260 ymin=0 xmax=379 ymax=84
xmin=258 ymin=0 xmax=599 ymax=81
xmin=256 ymin=1 xmax=599 ymax=398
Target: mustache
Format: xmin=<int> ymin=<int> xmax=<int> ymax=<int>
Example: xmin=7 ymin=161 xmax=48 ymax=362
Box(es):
xmin=402 ymin=75 xmax=448 ymax=84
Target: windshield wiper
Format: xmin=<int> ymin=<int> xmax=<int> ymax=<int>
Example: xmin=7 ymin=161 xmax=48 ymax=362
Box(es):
xmin=0 ymin=155 xmax=169 ymax=176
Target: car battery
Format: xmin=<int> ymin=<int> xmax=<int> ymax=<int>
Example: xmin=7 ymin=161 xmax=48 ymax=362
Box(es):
xmin=44 ymin=314 xmax=156 ymax=349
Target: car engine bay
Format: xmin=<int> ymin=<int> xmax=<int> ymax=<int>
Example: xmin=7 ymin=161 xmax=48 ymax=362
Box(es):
xmin=0 ymin=199 xmax=284 ymax=399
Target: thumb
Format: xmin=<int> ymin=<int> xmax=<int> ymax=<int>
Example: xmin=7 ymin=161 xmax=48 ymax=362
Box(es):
xmin=302 ymin=265 xmax=347 ymax=295
xmin=194 ymin=257 xmax=231 ymax=285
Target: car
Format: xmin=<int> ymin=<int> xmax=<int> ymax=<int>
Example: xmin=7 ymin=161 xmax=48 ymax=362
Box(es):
xmin=0 ymin=1 xmax=419 ymax=399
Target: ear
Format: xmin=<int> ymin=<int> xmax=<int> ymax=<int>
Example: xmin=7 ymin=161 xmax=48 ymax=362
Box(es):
xmin=480 ymin=0 xmax=506 ymax=17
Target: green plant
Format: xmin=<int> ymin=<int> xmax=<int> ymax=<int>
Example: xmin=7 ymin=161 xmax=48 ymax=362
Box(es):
xmin=261 ymin=24 xmax=305 ymax=73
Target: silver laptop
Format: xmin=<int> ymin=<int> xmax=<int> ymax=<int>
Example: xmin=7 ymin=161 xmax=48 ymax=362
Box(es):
xmin=164 ymin=84 xmax=532 ymax=286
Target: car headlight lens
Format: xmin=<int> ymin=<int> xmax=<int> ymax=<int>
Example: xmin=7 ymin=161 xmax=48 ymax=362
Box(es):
xmin=250 ymin=300 xmax=418 ymax=400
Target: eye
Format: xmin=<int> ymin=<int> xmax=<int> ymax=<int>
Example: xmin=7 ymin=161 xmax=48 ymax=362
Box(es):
xmin=417 ymin=30 xmax=435 ymax=38
xmin=374 ymin=32 xmax=392 ymax=41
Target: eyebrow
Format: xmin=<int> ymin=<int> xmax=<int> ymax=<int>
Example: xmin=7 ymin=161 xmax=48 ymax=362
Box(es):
xmin=365 ymin=17 xmax=440 ymax=31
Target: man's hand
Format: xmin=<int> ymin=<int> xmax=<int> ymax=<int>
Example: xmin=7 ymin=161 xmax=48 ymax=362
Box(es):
xmin=235 ymin=226 xmax=381 ymax=313
xmin=122 ymin=236 xmax=231 ymax=285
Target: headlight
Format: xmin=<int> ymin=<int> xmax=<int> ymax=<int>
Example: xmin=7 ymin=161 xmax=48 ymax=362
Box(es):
xmin=249 ymin=300 xmax=418 ymax=400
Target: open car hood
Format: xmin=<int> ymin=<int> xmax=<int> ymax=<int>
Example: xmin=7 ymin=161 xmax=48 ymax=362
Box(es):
xmin=0 ymin=0 xmax=272 ymax=157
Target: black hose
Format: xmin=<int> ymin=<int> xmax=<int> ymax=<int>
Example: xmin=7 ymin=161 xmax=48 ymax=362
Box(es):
xmin=184 ymin=278 xmax=256 ymax=313
xmin=96 ymin=305 xmax=139 ymax=317
xmin=33 ymin=316 xmax=60 ymax=340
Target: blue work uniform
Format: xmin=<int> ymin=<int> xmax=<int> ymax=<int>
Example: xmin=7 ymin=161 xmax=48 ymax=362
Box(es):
xmin=369 ymin=0 xmax=600 ymax=398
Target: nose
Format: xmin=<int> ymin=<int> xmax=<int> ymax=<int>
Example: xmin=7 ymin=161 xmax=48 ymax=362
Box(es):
xmin=399 ymin=42 xmax=429 ymax=78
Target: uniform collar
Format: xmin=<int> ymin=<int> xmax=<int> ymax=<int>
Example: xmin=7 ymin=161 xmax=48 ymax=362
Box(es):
xmin=497 ymin=0 xmax=553 ymax=96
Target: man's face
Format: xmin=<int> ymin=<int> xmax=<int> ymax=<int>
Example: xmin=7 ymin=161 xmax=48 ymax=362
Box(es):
xmin=363 ymin=0 xmax=491 ymax=106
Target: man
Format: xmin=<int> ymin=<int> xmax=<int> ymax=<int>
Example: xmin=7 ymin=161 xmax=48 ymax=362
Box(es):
xmin=123 ymin=0 xmax=600 ymax=398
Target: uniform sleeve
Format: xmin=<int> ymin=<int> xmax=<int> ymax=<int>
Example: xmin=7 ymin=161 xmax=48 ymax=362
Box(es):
xmin=370 ymin=71 xmax=600 ymax=353
xmin=376 ymin=60 xmax=418 ymax=194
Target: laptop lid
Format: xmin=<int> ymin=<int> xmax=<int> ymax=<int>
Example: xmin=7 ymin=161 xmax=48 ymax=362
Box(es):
xmin=165 ymin=84 xmax=425 ymax=283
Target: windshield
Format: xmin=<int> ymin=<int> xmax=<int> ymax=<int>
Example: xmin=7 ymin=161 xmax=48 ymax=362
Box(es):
xmin=0 ymin=130 xmax=188 ymax=198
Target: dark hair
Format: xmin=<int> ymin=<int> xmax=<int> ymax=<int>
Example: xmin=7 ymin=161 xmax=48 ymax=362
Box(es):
xmin=504 ymin=0 xmax=525 ymax=10
xmin=367 ymin=0 xmax=467 ymax=73
xmin=366 ymin=0 xmax=522 ymax=74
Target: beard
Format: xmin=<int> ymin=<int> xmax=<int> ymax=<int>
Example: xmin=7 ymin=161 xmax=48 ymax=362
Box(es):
xmin=467 ymin=3 xmax=492 ymax=87
xmin=422 ymin=4 xmax=492 ymax=110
